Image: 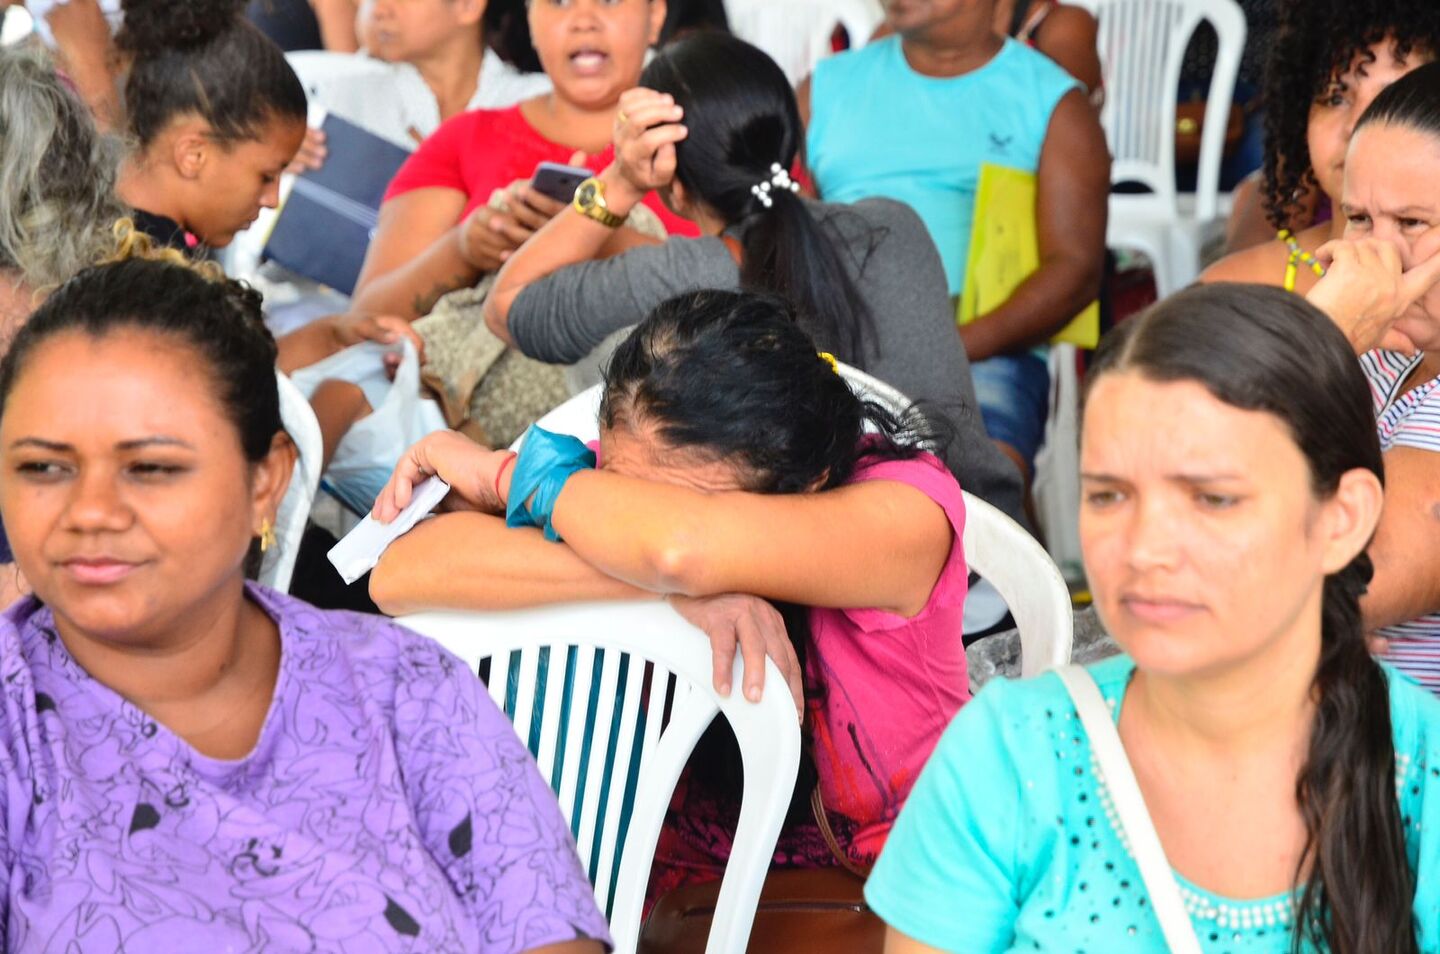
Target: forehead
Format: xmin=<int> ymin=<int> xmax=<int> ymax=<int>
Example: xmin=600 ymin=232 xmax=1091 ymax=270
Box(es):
xmin=2 ymin=330 xmax=229 ymax=437
xmin=1345 ymin=123 xmax=1440 ymax=203
xmin=1081 ymin=373 xmax=1303 ymax=477
xmin=224 ymin=116 xmax=306 ymax=165
xmin=599 ymin=421 xmax=748 ymax=491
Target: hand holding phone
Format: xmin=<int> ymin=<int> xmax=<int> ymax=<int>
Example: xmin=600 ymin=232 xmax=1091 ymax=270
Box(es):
xmin=530 ymin=161 xmax=593 ymax=204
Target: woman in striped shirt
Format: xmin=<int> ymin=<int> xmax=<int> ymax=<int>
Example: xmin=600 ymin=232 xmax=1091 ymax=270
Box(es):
xmin=1305 ymin=62 xmax=1440 ymax=693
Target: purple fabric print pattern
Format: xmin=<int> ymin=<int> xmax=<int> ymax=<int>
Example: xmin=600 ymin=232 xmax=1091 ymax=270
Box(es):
xmin=0 ymin=584 xmax=611 ymax=953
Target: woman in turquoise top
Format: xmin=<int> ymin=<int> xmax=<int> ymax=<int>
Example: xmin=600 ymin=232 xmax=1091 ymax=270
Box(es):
xmin=799 ymin=0 xmax=1109 ymax=483
xmin=866 ymin=283 xmax=1438 ymax=952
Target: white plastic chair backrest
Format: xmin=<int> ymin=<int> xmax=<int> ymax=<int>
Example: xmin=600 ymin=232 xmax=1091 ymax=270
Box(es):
xmin=398 ymin=602 xmax=801 ymax=954
xmin=1073 ymin=0 xmax=1246 ymax=220
xmin=520 ymin=370 xmax=1074 ymax=675
xmin=726 ymin=0 xmax=884 ymax=84
xmin=260 ymin=373 xmax=323 ymax=593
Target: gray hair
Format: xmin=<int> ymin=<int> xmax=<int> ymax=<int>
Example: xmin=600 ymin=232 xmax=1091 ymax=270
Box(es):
xmin=0 ymin=47 xmax=125 ymax=289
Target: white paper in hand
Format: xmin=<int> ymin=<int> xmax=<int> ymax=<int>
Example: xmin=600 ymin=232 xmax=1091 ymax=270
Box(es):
xmin=327 ymin=476 xmax=451 ymax=585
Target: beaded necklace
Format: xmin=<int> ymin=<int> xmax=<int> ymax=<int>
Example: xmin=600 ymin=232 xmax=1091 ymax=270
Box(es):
xmin=1279 ymin=229 xmax=1326 ymax=292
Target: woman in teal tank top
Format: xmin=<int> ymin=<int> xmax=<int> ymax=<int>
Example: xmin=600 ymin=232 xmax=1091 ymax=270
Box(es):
xmin=867 ymin=283 xmax=1439 ymax=952
xmin=800 ymin=0 xmax=1109 ymax=482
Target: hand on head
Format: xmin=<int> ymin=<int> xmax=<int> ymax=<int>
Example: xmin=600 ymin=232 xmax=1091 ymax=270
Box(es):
xmin=608 ymin=87 xmax=688 ymax=201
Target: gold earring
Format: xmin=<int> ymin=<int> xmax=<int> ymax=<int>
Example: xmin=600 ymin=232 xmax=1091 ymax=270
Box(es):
xmin=258 ymin=519 xmax=277 ymax=554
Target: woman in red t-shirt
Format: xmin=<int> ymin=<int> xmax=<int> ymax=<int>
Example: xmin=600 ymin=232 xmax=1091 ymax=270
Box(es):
xmin=349 ymin=0 xmax=696 ymax=321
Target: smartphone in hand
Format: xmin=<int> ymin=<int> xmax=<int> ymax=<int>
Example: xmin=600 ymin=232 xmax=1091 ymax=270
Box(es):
xmin=530 ymin=161 xmax=593 ymax=203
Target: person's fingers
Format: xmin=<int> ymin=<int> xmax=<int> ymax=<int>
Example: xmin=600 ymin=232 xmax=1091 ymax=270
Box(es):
xmin=760 ymin=607 xmax=804 ymax=721
xmin=709 ymin=624 xmax=737 ymax=698
xmin=1399 ymin=241 xmax=1440 ymax=307
xmin=487 ymin=211 xmax=533 ymax=247
xmin=652 ymin=141 xmax=679 ymax=184
xmin=567 ymin=149 xmax=587 ymax=166
xmin=618 ymin=86 xmax=665 ymax=111
xmin=516 ymin=184 xmax=568 ymax=219
xmin=632 ymin=123 xmax=690 ymax=156
xmin=506 ymin=185 xmax=552 ymax=230
xmin=384 ymin=318 xmax=426 ymax=362
xmin=621 ymin=99 xmax=684 ymax=132
xmin=735 ymin=611 xmax=768 ymax=704
xmin=1315 ymin=239 xmax=1350 ymax=271
xmin=373 ymin=469 xmax=412 ymax=523
xmin=1378 ymin=325 xmax=1421 ymax=355
xmin=1410 ymin=224 xmax=1440 ymax=265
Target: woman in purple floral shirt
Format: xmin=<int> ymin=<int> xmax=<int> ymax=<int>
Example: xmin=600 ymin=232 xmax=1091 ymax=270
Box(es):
xmin=0 ymin=252 xmax=609 ymax=954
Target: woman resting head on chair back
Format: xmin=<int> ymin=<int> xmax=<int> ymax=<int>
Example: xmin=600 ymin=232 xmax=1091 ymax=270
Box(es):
xmin=372 ymin=289 xmax=970 ymax=887
xmin=0 ymin=254 xmax=609 ymax=952
xmin=867 ymin=282 xmax=1438 ymax=954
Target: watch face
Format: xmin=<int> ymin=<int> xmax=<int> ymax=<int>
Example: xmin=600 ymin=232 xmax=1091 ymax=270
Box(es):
xmin=576 ymin=181 xmax=599 ymax=207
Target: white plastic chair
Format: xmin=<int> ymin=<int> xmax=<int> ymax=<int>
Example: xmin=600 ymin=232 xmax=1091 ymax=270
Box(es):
xmin=725 ymin=0 xmax=884 ymax=84
xmin=1073 ymin=0 xmax=1246 ymax=295
xmin=260 ymin=372 xmax=324 ymax=593
xmin=521 ymin=368 xmax=1074 ymax=675
xmin=398 ymin=601 xmax=801 ymax=954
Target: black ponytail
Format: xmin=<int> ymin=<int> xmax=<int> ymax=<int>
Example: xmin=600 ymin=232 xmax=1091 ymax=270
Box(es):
xmin=118 ymin=0 xmax=307 ymax=148
xmin=1086 ymin=284 xmax=1417 ymax=954
xmin=640 ymin=33 xmax=878 ymax=363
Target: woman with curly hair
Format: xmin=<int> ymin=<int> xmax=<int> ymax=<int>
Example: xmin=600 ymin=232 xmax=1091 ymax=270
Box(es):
xmin=1204 ymin=0 xmax=1440 ymax=292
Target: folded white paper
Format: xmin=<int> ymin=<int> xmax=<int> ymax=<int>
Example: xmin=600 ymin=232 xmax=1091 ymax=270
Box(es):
xmin=327 ymin=476 xmax=451 ymax=584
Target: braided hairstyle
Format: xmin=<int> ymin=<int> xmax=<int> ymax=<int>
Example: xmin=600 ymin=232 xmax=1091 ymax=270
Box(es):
xmin=1085 ymin=283 xmax=1416 ymax=954
xmin=1260 ymin=0 xmax=1440 ymax=229
xmin=117 ymin=0 xmax=307 ymax=149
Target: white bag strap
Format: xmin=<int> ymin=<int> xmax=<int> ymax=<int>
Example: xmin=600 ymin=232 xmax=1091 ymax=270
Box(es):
xmin=1055 ymin=665 xmax=1204 ymax=954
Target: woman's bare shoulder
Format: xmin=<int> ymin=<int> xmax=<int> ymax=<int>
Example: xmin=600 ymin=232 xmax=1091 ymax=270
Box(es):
xmin=1201 ymin=234 xmax=1290 ymax=287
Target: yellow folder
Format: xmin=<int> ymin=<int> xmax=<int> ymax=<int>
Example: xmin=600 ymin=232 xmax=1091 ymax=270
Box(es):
xmin=958 ymin=163 xmax=1099 ymax=349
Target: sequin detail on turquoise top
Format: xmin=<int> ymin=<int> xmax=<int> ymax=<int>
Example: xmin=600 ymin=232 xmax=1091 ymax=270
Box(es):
xmin=865 ymin=654 xmax=1440 ymax=952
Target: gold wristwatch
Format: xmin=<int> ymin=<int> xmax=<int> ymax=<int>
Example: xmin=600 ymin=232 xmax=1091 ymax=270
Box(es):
xmin=572 ymin=176 xmax=627 ymax=228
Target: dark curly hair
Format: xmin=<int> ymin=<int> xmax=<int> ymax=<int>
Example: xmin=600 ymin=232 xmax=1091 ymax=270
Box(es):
xmin=1260 ymin=0 xmax=1440 ymax=229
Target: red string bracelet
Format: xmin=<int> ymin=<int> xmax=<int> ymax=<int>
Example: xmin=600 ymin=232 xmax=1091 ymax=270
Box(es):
xmin=493 ymin=452 xmax=518 ymax=503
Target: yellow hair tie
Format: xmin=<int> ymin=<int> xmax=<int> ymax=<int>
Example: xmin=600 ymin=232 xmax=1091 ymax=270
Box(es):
xmin=817 ymin=351 xmax=839 ymax=374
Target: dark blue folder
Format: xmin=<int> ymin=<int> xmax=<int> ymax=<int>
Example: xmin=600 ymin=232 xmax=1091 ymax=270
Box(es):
xmin=263 ymin=114 xmax=412 ymax=296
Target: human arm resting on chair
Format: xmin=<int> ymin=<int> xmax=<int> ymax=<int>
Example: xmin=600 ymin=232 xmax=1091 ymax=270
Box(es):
xmin=369 ymin=432 xmax=952 ymax=618
xmin=959 ymin=89 xmax=1109 ymax=362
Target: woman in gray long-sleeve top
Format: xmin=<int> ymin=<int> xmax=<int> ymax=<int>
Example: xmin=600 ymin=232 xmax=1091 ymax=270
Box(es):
xmin=483 ymin=31 xmax=1027 ymax=526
